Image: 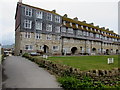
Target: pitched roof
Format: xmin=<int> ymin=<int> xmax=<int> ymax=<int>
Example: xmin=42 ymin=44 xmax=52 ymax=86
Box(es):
xmin=19 ymin=2 xmax=61 ymax=16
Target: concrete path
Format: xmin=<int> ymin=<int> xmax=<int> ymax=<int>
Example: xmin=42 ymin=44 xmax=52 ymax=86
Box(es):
xmin=2 ymin=56 xmax=61 ymax=88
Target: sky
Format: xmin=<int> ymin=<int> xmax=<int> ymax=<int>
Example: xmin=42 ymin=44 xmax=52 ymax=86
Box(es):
xmin=0 ymin=0 xmax=119 ymax=45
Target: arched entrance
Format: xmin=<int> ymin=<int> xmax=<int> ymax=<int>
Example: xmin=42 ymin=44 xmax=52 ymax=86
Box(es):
xmin=71 ymin=47 xmax=77 ymax=54
xmin=43 ymin=45 xmax=49 ymax=53
xmin=116 ymin=49 xmax=119 ymax=54
xmin=92 ymin=48 xmax=96 ymax=53
xmin=106 ymin=49 xmax=109 ymax=55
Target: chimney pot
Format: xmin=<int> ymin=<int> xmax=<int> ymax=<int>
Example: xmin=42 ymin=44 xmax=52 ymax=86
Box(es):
xmin=73 ymin=17 xmax=78 ymax=21
xmin=52 ymin=9 xmax=56 ymax=13
xmin=64 ymin=14 xmax=68 ymax=17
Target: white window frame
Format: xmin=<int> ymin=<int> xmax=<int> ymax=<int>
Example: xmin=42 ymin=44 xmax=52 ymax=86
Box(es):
xmin=68 ymin=28 xmax=73 ymax=34
xmin=52 ymin=46 xmax=59 ymax=51
xmin=40 ymin=46 xmax=43 ymax=50
xmin=36 ymin=11 xmax=42 ymax=19
xmin=46 ymin=35 xmax=52 ymax=40
xmin=35 ymin=21 xmax=42 ymax=30
xmin=35 ymin=33 xmax=42 ymax=39
xmin=25 ymin=45 xmax=33 ymax=50
xmin=46 ymin=24 xmax=52 ymax=32
xmin=55 ymin=16 xmax=60 ymax=23
xmin=96 ymin=34 xmax=99 ymax=38
xmin=46 ymin=13 xmax=52 ymax=21
xmin=90 ymin=33 xmax=93 ymax=37
xmin=24 ymin=20 xmax=32 ymax=29
xmin=86 ymin=32 xmax=89 ymax=36
xmin=55 ymin=26 xmax=60 ymax=33
xmin=63 ymin=21 xmax=66 ymax=25
xmin=76 ymin=24 xmax=78 ymax=28
xmin=25 ymin=7 xmax=32 ymax=17
xmin=24 ymin=32 xmax=31 ymax=38
xmin=70 ymin=23 xmax=72 ymax=26
xmin=77 ymin=30 xmax=82 ymax=36
xmin=61 ymin=27 xmax=66 ymax=32
xmin=83 ymin=31 xmax=86 ymax=36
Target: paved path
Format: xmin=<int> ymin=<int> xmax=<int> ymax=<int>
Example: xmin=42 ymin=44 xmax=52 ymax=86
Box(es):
xmin=2 ymin=56 xmax=61 ymax=88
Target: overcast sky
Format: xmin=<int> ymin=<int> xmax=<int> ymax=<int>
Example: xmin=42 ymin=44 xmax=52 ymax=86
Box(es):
xmin=0 ymin=0 xmax=119 ymax=45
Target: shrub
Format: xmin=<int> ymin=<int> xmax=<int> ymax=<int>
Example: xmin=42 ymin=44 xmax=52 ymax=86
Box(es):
xmin=57 ymin=76 xmax=119 ymax=89
xmin=22 ymin=53 xmax=30 ymax=58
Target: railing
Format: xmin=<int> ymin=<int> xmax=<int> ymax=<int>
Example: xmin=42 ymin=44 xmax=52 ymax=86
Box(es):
xmin=61 ymin=33 xmax=119 ymax=43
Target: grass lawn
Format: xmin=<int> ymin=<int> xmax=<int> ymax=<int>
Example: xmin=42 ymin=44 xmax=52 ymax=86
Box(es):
xmin=48 ymin=55 xmax=119 ymax=71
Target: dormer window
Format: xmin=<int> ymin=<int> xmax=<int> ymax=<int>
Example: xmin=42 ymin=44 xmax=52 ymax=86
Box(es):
xmin=94 ymin=29 xmax=96 ymax=32
xmin=81 ymin=26 xmax=83 ymax=29
xmin=70 ymin=23 xmax=72 ymax=26
xmin=63 ymin=21 xmax=66 ymax=25
xmin=76 ymin=24 xmax=78 ymax=28
xmin=86 ymin=27 xmax=89 ymax=30
xmin=91 ymin=28 xmax=93 ymax=31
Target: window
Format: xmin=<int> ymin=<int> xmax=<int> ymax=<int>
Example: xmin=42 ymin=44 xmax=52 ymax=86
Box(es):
xmin=55 ymin=16 xmax=60 ymax=23
xmin=68 ymin=28 xmax=73 ymax=34
xmin=105 ymin=37 xmax=107 ymax=40
xmin=35 ymin=33 xmax=42 ymax=39
xmin=25 ymin=7 xmax=32 ymax=17
xmin=24 ymin=20 xmax=32 ymax=29
xmin=36 ymin=11 xmax=42 ymax=19
xmin=25 ymin=45 xmax=33 ymax=50
xmin=46 ymin=35 xmax=52 ymax=40
xmin=63 ymin=21 xmax=66 ymax=25
xmin=40 ymin=46 xmax=43 ymax=50
xmin=35 ymin=22 xmax=42 ymax=30
xmin=61 ymin=27 xmax=66 ymax=32
xmin=46 ymin=24 xmax=52 ymax=32
xmin=81 ymin=26 xmax=83 ymax=29
xmin=53 ymin=46 xmax=59 ymax=51
xmin=70 ymin=23 xmax=72 ymax=26
xmin=55 ymin=36 xmax=60 ymax=40
xmin=83 ymin=31 xmax=86 ymax=36
xmin=86 ymin=32 xmax=89 ymax=36
xmin=90 ymin=33 xmax=93 ymax=37
xmin=55 ymin=26 xmax=60 ymax=33
xmin=100 ymin=35 xmax=102 ymax=39
xmin=46 ymin=13 xmax=52 ymax=21
xmin=76 ymin=24 xmax=78 ymax=28
xmin=77 ymin=30 xmax=82 ymax=36
xmin=96 ymin=34 xmax=99 ymax=38
xmin=25 ymin=32 xmax=31 ymax=38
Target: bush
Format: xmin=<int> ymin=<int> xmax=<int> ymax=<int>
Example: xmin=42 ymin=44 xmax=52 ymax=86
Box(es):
xmin=57 ymin=76 xmax=119 ymax=89
xmin=22 ymin=53 xmax=30 ymax=58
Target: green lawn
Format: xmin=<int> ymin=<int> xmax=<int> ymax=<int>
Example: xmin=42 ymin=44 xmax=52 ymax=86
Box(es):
xmin=48 ymin=55 xmax=119 ymax=71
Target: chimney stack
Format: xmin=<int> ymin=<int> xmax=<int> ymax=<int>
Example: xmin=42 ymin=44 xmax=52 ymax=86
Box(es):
xmin=96 ymin=25 xmax=99 ymax=28
xmin=73 ymin=17 xmax=78 ymax=21
xmin=82 ymin=21 xmax=86 ymax=23
xmin=89 ymin=23 xmax=94 ymax=25
xmin=52 ymin=9 xmax=56 ymax=13
xmin=63 ymin=14 xmax=68 ymax=18
xmin=101 ymin=27 xmax=105 ymax=29
xmin=106 ymin=28 xmax=109 ymax=31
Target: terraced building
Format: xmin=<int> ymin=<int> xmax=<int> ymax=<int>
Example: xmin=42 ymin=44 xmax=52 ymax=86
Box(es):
xmin=15 ymin=2 xmax=120 ymax=55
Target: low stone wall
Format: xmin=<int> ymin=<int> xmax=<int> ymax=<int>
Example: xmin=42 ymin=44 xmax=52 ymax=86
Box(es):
xmin=23 ymin=55 xmax=120 ymax=79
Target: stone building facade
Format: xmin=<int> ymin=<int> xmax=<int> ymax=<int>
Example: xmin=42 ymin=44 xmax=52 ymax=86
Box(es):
xmin=15 ymin=2 xmax=120 ymax=56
